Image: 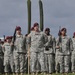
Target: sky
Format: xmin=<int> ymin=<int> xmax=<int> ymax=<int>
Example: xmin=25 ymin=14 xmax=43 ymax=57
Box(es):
xmin=0 ymin=0 xmax=75 ymax=38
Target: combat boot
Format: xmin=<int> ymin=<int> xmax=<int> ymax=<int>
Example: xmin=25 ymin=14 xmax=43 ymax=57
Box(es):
xmin=61 ymin=73 xmax=65 ymax=75
xmin=16 ymin=73 xmax=19 ymax=75
xmin=49 ymin=74 xmax=52 ymax=75
xmin=43 ymin=72 xmax=46 ymax=75
xmin=31 ymin=73 xmax=35 ymax=75
xmin=36 ymin=72 xmax=38 ymax=75
xmin=20 ymin=73 xmax=23 ymax=75
xmin=65 ymin=73 xmax=68 ymax=75
xmin=5 ymin=73 xmax=8 ymax=75
xmin=72 ymin=72 xmax=75 ymax=74
xmin=13 ymin=73 xmax=15 ymax=75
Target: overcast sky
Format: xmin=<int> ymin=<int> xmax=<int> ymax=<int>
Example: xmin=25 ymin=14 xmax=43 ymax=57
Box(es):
xmin=0 ymin=0 xmax=75 ymax=38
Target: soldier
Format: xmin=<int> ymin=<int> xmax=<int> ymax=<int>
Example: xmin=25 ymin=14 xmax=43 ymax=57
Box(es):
xmin=44 ymin=28 xmax=56 ymax=75
xmin=13 ymin=26 xmax=26 ymax=75
xmin=27 ymin=23 xmax=48 ymax=75
xmin=56 ymin=28 xmax=73 ymax=75
xmin=2 ymin=36 xmax=14 ymax=75
xmin=0 ymin=39 xmax=4 ymax=74
xmin=71 ymin=32 xmax=75 ymax=73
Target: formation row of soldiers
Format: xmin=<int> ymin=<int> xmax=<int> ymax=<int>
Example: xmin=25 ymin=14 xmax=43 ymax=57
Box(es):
xmin=0 ymin=23 xmax=75 ymax=75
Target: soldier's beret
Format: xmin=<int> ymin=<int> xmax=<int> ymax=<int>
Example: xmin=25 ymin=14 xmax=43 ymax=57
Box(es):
xmin=61 ymin=28 xmax=67 ymax=32
xmin=6 ymin=36 xmax=12 ymax=40
xmin=45 ymin=28 xmax=50 ymax=32
xmin=31 ymin=27 xmax=34 ymax=31
xmin=9 ymin=36 xmax=13 ymax=39
xmin=16 ymin=26 xmax=21 ymax=31
xmin=6 ymin=36 xmax=10 ymax=40
xmin=73 ymin=32 xmax=75 ymax=36
xmin=33 ymin=22 xmax=39 ymax=27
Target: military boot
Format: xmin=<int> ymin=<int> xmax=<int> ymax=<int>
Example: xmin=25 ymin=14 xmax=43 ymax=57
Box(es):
xmin=43 ymin=72 xmax=46 ymax=75
xmin=16 ymin=73 xmax=19 ymax=75
xmin=31 ymin=73 xmax=35 ymax=75
xmin=20 ymin=73 xmax=23 ymax=75
xmin=72 ymin=72 xmax=75 ymax=74
xmin=65 ymin=73 xmax=68 ymax=75
xmin=36 ymin=72 xmax=38 ymax=75
xmin=61 ymin=73 xmax=65 ymax=75
xmin=5 ymin=73 xmax=8 ymax=75
xmin=13 ymin=73 xmax=15 ymax=75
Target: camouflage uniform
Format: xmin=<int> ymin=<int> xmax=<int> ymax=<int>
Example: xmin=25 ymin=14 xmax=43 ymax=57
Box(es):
xmin=44 ymin=35 xmax=56 ymax=74
xmin=0 ymin=44 xmax=4 ymax=73
xmin=3 ymin=42 xmax=14 ymax=73
xmin=71 ymin=38 xmax=75 ymax=72
xmin=13 ymin=34 xmax=25 ymax=73
xmin=56 ymin=36 xmax=73 ymax=73
xmin=28 ymin=31 xmax=48 ymax=73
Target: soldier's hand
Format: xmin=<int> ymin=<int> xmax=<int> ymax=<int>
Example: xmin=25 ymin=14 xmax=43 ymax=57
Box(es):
xmin=27 ymin=51 xmax=30 ymax=57
xmin=10 ymin=42 xmax=14 ymax=46
xmin=56 ymin=46 xmax=60 ymax=49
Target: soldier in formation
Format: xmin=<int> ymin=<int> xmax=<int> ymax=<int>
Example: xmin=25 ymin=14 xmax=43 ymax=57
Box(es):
xmin=71 ymin=32 xmax=75 ymax=74
xmin=27 ymin=23 xmax=48 ymax=75
xmin=2 ymin=36 xmax=14 ymax=75
xmin=12 ymin=26 xmax=26 ymax=75
xmin=56 ymin=28 xmax=73 ymax=75
xmin=1 ymin=25 xmax=75 ymax=75
xmin=44 ymin=28 xmax=56 ymax=75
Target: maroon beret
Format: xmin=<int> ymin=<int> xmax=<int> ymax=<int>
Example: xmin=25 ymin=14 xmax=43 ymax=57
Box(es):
xmin=16 ymin=26 xmax=21 ymax=31
xmin=45 ymin=28 xmax=50 ymax=32
xmin=31 ymin=27 xmax=34 ymax=31
xmin=73 ymin=32 xmax=75 ymax=36
xmin=61 ymin=28 xmax=67 ymax=32
xmin=6 ymin=36 xmax=10 ymax=40
xmin=9 ymin=36 xmax=13 ymax=39
xmin=33 ymin=23 xmax=39 ymax=27
xmin=6 ymin=36 xmax=12 ymax=40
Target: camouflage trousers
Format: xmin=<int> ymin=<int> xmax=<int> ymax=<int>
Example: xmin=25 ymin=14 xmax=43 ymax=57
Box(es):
xmin=55 ymin=55 xmax=70 ymax=73
xmin=71 ymin=53 xmax=75 ymax=72
xmin=44 ymin=54 xmax=55 ymax=73
xmin=0 ymin=56 xmax=4 ymax=73
xmin=4 ymin=56 xmax=14 ymax=73
xmin=55 ymin=55 xmax=64 ymax=73
xmin=30 ymin=51 xmax=45 ymax=73
xmin=64 ymin=55 xmax=71 ymax=73
xmin=13 ymin=53 xmax=25 ymax=73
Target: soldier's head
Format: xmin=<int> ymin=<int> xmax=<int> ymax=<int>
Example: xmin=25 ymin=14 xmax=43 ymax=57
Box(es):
xmin=33 ymin=22 xmax=39 ymax=32
xmin=61 ymin=28 xmax=67 ymax=36
xmin=45 ymin=28 xmax=50 ymax=35
xmin=73 ymin=32 xmax=75 ymax=38
xmin=6 ymin=36 xmax=12 ymax=43
xmin=16 ymin=26 xmax=21 ymax=35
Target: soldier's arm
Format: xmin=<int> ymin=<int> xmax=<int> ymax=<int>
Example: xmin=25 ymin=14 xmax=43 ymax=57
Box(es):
xmin=2 ymin=44 xmax=5 ymax=53
xmin=53 ymin=37 xmax=56 ymax=53
xmin=27 ymin=32 xmax=32 ymax=45
xmin=21 ymin=36 xmax=26 ymax=51
xmin=43 ymin=33 xmax=48 ymax=46
xmin=56 ymin=38 xmax=60 ymax=49
xmin=69 ymin=38 xmax=73 ymax=52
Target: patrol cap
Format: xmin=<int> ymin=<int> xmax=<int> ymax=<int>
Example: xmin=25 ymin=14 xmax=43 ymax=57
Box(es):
xmin=45 ymin=28 xmax=50 ymax=32
xmin=16 ymin=26 xmax=21 ymax=31
xmin=61 ymin=28 xmax=67 ymax=32
xmin=33 ymin=22 xmax=39 ymax=27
